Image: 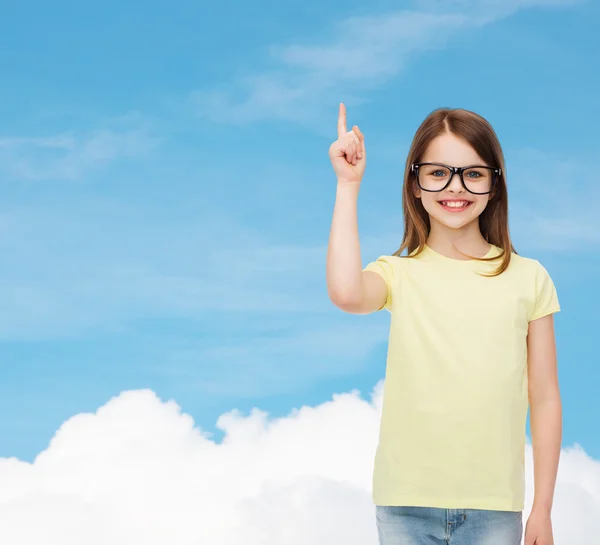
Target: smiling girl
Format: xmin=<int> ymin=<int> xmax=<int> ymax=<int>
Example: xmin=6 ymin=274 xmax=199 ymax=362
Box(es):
xmin=327 ymin=104 xmax=561 ymax=545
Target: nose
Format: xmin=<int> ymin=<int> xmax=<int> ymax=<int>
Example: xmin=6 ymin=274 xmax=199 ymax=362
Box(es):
xmin=447 ymin=171 xmax=465 ymax=193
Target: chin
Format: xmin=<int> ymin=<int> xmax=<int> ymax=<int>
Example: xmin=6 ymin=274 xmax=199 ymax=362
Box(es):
xmin=432 ymin=216 xmax=475 ymax=230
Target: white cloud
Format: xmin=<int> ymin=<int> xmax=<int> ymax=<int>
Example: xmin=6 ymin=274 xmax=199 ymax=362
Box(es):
xmin=192 ymin=0 xmax=580 ymax=126
xmin=0 ymin=125 xmax=158 ymax=181
xmin=0 ymin=385 xmax=598 ymax=544
xmin=508 ymin=148 xmax=600 ymax=251
xmin=192 ymin=11 xmax=465 ymax=127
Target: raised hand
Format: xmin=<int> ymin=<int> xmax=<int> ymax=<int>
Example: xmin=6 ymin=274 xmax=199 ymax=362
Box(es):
xmin=328 ymin=103 xmax=366 ymax=184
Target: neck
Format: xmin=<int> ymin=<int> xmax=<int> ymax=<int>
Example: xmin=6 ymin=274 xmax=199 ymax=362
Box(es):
xmin=426 ymin=219 xmax=490 ymax=260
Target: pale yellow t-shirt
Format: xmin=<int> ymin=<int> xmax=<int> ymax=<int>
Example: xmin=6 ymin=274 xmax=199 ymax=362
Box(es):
xmin=363 ymin=244 xmax=560 ymax=512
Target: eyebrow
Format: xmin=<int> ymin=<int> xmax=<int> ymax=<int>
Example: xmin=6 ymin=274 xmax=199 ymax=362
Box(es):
xmin=420 ymin=161 xmax=491 ymax=167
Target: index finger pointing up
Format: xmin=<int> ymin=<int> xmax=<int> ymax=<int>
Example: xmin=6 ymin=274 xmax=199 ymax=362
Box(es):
xmin=337 ymin=102 xmax=347 ymax=139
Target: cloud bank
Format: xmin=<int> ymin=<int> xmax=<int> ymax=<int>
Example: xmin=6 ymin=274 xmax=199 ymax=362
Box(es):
xmin=0 ymin=384 xmax=598 ymax=544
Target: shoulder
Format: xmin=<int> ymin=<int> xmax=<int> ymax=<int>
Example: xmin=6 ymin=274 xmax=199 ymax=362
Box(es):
xmin=507 ymin=252 xmax=560 ymax=319
xmin=510 ymin=253 xmax=541 ymax=273
xmin=364 ymin=254 xmax=404 ymax=269
xmin=363 ymin=254 xmax=402 ymax=278
xmin=505 ymin=253 xmax=557 ymax=293
xmin=508 ymin=253 xmax=554 ymax=279
xmin=363 ymin=253 xmax=421 ymax=273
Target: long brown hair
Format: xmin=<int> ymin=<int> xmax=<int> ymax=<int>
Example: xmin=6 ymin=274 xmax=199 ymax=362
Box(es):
xmin=393 ymin=107 xmax=516 ymax=276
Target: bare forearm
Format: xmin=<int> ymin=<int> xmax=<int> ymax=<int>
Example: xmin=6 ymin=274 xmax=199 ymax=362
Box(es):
xmin=529 ymin=395 xmax=562 ymax=513
xmin=326 ymin=182 xmax=364 ymax=304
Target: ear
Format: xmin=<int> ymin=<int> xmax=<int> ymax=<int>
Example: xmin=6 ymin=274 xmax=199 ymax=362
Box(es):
xmin=410 ymin=164 xmax=421 ymax=198
xmin=412 ymin=177 xmax=421 ymax=199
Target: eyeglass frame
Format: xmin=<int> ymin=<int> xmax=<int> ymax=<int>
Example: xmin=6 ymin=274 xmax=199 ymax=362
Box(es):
xmin=411 ymin=162 xmax=501 ymax=195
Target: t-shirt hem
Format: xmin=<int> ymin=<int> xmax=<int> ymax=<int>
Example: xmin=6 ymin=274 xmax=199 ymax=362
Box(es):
xmin=362 ymin=262 xmax=392 ymax=312
xmin=529 ymin=306 xmax=561 ymax=322
xmin=372 ymin=494 xmax=523 ymax=512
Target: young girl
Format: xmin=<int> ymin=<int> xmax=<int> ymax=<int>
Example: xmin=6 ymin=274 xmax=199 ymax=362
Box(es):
xmin=327 ymin=104 xmax=562 ymax=545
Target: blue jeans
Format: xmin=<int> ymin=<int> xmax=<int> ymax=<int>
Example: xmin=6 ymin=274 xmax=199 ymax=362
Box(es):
xmin=376 ymin=506 xmax=523 ymax=544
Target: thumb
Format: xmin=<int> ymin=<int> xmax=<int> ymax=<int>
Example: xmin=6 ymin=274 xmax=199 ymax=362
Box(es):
xmin=523 ymin=529 xmax=536 ymax=545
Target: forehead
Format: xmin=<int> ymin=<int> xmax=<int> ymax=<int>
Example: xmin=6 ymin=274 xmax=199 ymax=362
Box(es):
xmin=421 ymin=132 xmax=486 ymax=166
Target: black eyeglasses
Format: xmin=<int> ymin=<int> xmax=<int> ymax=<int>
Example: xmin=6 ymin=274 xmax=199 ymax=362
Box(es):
xmin=411 ymin=162 xmax=501 ymax=195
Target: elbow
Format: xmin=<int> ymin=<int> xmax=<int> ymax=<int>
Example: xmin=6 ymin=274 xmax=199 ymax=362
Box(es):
xmin=328 ymin=287 xmax=364 ymax=313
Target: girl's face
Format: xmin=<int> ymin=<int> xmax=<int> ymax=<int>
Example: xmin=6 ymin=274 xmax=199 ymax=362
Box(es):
xmin=414 ymin=132 xmax=492 ymax=231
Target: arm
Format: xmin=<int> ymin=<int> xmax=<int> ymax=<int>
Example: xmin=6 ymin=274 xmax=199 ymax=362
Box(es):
xmin=527 ymin=313 xmax=562 ymax=514
xmin=326 ymin=182 xmax=387 ymax=315
xmin=326 ymin=103 xmax=387 ymax=315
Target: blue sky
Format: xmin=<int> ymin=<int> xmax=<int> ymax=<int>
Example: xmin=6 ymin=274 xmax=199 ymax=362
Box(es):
xmin=1 ymin=0 xmax=598 ymax=464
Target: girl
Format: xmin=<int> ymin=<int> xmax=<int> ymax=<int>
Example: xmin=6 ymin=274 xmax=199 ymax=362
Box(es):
xmin=326 ymin=104 xmax=561 ymax=545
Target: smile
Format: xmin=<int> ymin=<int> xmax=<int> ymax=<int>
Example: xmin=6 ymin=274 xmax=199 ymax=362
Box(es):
xmin=438 ymin=200 xmax=473 ymax=212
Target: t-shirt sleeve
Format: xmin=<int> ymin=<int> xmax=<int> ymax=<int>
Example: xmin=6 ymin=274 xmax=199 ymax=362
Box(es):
xmin=362 ymin=255 xmax=396 ymax=312
xmin=529 ymin=261 xmax=560 ymax=322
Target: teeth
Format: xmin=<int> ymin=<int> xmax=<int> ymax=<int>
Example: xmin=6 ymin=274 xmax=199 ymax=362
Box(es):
xmin=441 ymin=201 xmax=469 ymax=208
